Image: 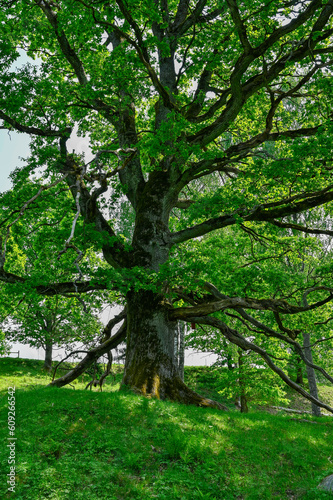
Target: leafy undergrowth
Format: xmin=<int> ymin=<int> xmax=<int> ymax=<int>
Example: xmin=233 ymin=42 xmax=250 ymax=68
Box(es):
xmin=284 ymin=385 xmax=333 ymax=415
xmin=184 ymin=366 xmax=333 ymax=415
xmin=1 ymin=358 xmax=333 ymax=499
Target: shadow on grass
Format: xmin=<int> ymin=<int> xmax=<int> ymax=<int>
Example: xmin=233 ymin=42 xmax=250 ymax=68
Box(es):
xmin=1 ymin=358 xmax=333 ymax=499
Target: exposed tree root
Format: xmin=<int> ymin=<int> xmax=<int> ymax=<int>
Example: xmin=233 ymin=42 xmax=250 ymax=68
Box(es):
xmin=166 ymin=376 xmax=228 ymax=410
xmin=122 ymin=370 xmax=228 ymax=410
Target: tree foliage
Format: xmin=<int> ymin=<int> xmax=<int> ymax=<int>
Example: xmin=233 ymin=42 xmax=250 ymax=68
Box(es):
xmin=1 ymin=293 xmax=104 ymax=369
xmin=1 ymin=0 xmax=333 ymax=409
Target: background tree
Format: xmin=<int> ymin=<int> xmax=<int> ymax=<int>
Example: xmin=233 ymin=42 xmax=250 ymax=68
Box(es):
xmin=1 ymin=294 xmax=104 ymax=371
xmin=0 ymin=331 xmax=11 ymax=357
xmin=183 ymin=219 xmax=333 ymax=411
xmin=1 ymin=0 xmax=333 ymax=409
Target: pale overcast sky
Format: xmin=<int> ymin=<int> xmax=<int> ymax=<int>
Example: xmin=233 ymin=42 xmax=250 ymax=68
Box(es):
xmin=0 ymin=130 xmax=30 ymax=192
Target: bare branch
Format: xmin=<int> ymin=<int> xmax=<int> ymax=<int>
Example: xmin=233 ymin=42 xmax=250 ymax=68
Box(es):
xmin=49 ymin=317 xmax=127 ymax=387
xmin=270 ymin=219 xmax=333 ymax=237
xmin=65 ymin=176 xmax=83 ymax=247
xmin=99 ymin=307 xmax=127 ymax=342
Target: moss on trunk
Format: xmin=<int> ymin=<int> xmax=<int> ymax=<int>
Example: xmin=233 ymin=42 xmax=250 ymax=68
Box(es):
xmin=122 ymin=290 xmax=227 ymax=409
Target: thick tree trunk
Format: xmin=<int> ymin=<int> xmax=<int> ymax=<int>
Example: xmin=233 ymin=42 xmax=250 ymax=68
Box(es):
xmin=303 ymin=332 xmax=321 ymax=417
xmin=43 ymin=342 xmax=53 ymax=372
xmin=114 ymin=174 xmax=226 ymax=409
xmin=122 ymin=290 xmax=226 ymax=409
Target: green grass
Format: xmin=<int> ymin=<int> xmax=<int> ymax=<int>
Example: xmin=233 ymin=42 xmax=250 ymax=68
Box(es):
xmin=0 ymin=357 xmax=124 ymax=392
xmin=1 ymin=358 xmax=333 ymax=499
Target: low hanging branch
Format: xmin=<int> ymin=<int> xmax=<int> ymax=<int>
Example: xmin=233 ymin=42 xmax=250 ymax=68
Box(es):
xmin=52 ymin=349 xmax=90 ymax=381
xmin=184 ymin=315 xmax=333 ymax=414
xmin=49 ymin=309 xmax=127 ymax=388
xmin=174 ymin=282 xmax=333 ymax=387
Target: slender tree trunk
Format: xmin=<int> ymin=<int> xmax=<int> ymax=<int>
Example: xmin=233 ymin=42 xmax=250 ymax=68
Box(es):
xmin=227 ymin=351 xmax=234 ymax=370
xmin=43 ymin=342 xmax=53 ymax=372
xmin=174 ymin=321 xmax=185 ymax=381
xmin=238 ymin=349 xmax=248 ymax=413
xmin=122 ymin=290 xmax=226 ymax=409
xmin=178 ymin=321 xmax=185 ymax=382
xmin=303 ymin=332 xmax=321 ymax=417
xmin=295 ymin=355 xmax=304 ymax=385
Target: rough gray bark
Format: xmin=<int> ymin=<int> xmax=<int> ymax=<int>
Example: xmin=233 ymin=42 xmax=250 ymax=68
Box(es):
xmin=122 ymin=290 xmax=225 ymax=408
xmin=123 ymin=290 xmax=177 ymax=398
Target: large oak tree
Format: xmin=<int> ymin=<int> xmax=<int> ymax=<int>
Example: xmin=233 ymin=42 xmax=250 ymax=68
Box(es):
xmin=1 ymin=0 xmax=333 ymax=410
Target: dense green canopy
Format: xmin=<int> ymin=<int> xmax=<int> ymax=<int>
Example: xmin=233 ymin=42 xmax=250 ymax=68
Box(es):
xmin=1 ymin=0 xmax=333 ymax=410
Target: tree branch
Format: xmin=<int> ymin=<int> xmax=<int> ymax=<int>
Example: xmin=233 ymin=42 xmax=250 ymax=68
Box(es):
xmin=76 ymin=0 xmax=178 ymax=113
xmin=174 ymin=0 xmax=223 ymax=37
xmin=185 ymin=315 xmax=333 ymax=414
xmin=169 ymin=292 xmax=333 ymax=319
xmin=170 ymin=185 xmax=333 ymax=244
xmin=60 ymin=145 xmax=129 ymax=268
xmin=49 ymin=316 xmax=127 ymax=387
xmin=200 ymin=282 xmax=333 ymax=386
xmin=0 ymin=110 xmax=71 ymax=138
xmin=269 ymin=219 xmax=333 ymax=237
xmin=36 ymin=0 xmax=88 ymax=86
xmin=226 ymin=0 xmax=251 ymax=53
xmin=172 ymin=0 xmax=190 ymax=31
xmin=186 ymin=0 xmax=332 ymax=143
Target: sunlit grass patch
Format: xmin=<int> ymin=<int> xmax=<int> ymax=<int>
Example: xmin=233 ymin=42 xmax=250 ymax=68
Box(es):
xmin=1 ymin=358 xmax=333 ymax=499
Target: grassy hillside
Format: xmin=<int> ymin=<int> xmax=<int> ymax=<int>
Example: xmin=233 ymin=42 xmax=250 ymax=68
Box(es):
xmin=1 ymin=358 xmax=333 ymax=499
